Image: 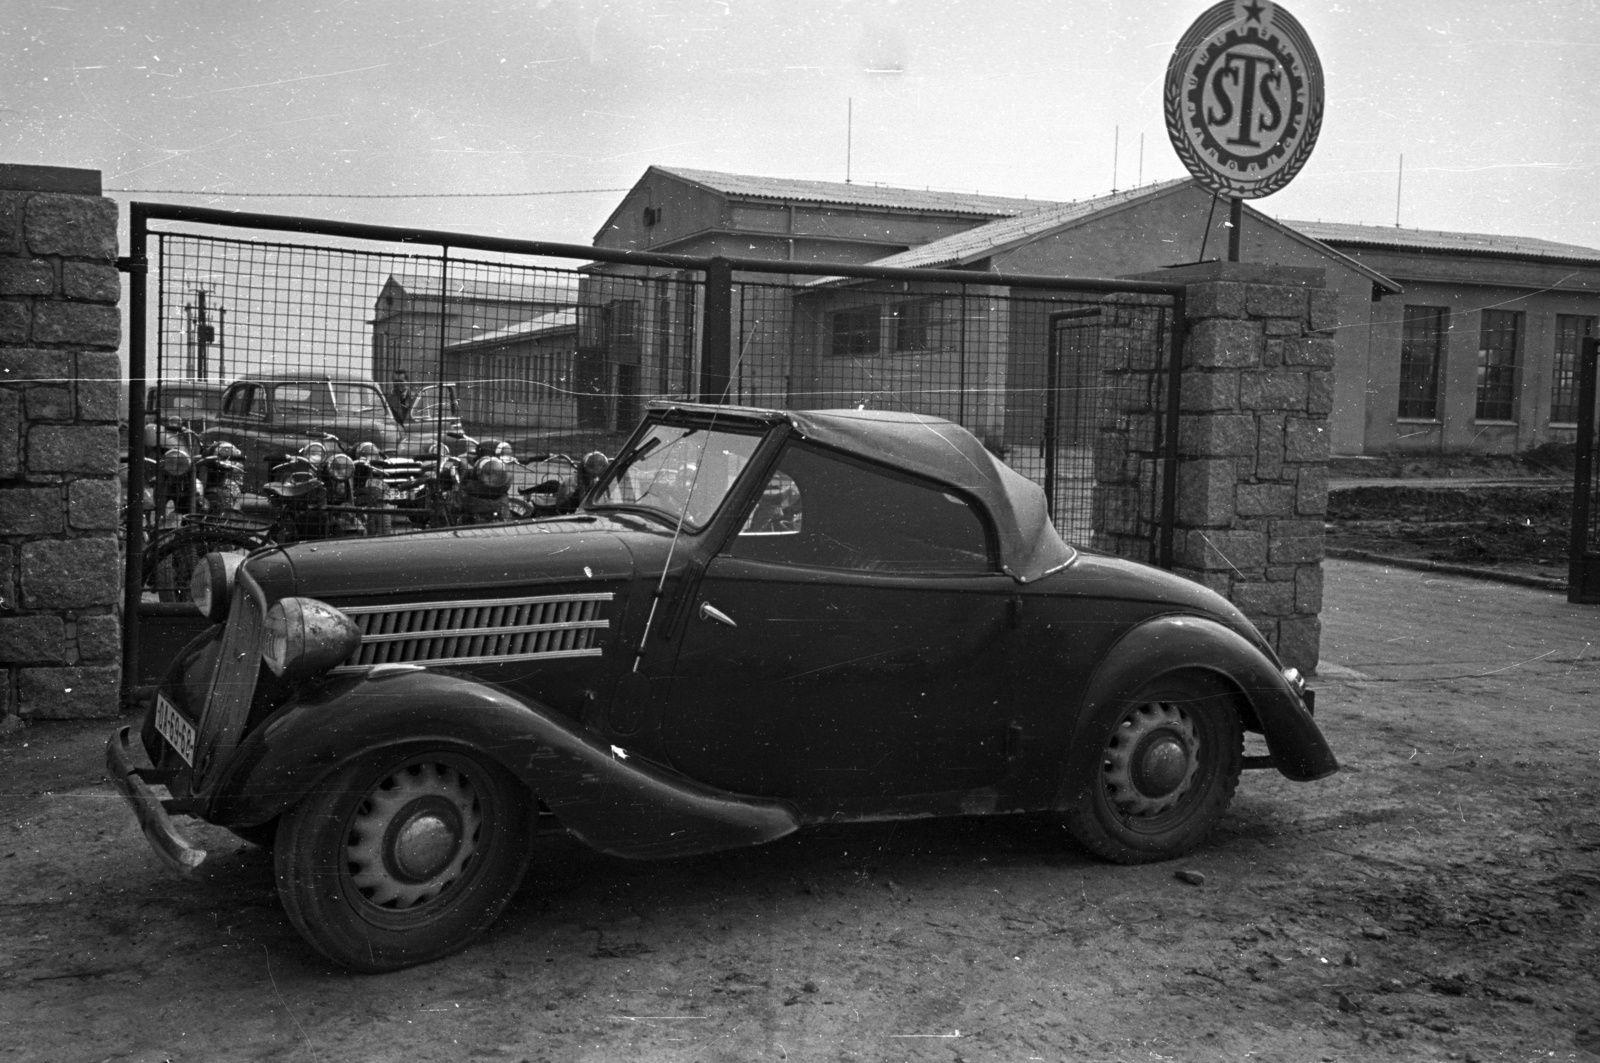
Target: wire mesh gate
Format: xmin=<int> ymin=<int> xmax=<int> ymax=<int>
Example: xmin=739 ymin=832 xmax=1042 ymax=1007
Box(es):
xmin=1571 ymin=335 xmax=1600 ymax=604
xmin=122 ymin=204 xmax=1186 ymax=700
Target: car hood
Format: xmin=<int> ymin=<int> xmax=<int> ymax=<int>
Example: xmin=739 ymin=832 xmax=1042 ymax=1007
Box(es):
xmin=277 ymin=413 xmax=405 ymax=451
xmin=244 ymin=517 xmax=648 ymax=603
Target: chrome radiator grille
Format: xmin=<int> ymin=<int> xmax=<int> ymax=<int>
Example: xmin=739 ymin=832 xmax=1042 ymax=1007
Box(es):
xmin=335 ymin=592 xmax=612 ymax=670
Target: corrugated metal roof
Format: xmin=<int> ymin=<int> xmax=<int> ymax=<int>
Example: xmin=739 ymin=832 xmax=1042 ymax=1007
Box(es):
xmin=655 ymin=166 xmax=1058 ymax=217
xmin=383 ymin=271 xmax=580 ymax=304
xmin=447 ymin=308 xmax=577 ymax=351
xmin=865 ymin=179 xmax=1193 ymax=269
xmin=1283 ymin=220 xmax=1600 ymax=264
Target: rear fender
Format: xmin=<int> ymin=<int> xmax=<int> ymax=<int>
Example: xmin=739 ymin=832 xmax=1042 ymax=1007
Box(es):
xmin=1056 ymin=615 xmax=1337 ymax=806
xmin=207 ymin=669 xmax=799 ymax=860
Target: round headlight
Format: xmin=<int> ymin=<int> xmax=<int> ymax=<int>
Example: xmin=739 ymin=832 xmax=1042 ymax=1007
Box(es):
xmin=327 ymin=452 xmax=355 ymax=480
xmin=303 ymin=441 xmax=326 ymax=465
xmin=356 ymin=441 xmax=380 ymax=460
xmin=261 ymin=597 xmax=361 ymax=679
xmin=189 ymin=550 xmax=246 ymax=624
xmin=161 ymin=447 xmax=193 ymax=477
xmin=476 ymin=456 xmax=509 ymax=488
xmin=494 ymin=440 xmax=514 ymax=460
xmin=582 ymin=450 xmax=610 ymax=479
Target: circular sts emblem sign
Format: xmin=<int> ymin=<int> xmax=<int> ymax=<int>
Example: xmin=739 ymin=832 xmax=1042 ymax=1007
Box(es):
xmin=1165 ymin=1 xmax=1323 ymax=199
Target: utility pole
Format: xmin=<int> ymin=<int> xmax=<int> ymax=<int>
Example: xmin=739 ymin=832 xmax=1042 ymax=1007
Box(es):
xmin=187 ymin=288 xmax=221 ymax=380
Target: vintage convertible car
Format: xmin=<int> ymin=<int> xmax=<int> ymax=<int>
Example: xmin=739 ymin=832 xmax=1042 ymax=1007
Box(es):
xmin=108 ymin=402 xmax=1336 ymax=972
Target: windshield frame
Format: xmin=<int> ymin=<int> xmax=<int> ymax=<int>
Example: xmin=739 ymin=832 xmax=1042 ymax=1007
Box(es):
xmin=586 ymin=417 xmax=772 ymax=532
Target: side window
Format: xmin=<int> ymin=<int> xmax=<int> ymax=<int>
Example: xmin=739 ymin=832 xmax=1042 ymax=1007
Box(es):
xmin=222 ymin=385 xmax=264 ymax=420
xmin=727 ymin=443 xmax=992 ymax=574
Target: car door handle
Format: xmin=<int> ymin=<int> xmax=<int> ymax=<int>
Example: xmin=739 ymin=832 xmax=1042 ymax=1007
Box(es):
xmin=698 ymin=602 xmax=737 ymax=628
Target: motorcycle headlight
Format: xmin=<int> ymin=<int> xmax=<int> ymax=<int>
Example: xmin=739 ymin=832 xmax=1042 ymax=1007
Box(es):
xmin=190 ymin=551 xmax=246 ymax=624
xmin=303 ymin=441 xmax=326 ymax=465
xmin=356 ymin=441 xmax=380 ymax=460
xmin=475 ymin=456 xmax=509 ymax=489
xmin=494 ymin=441 xmax=514 ymax=460
xmin=327 ymin=452 xmax=354 ymax=481
xmin=261 ymin=597 xmax=361 ymax=680
xmin=161 ymin=447 xmax=192 ymax=477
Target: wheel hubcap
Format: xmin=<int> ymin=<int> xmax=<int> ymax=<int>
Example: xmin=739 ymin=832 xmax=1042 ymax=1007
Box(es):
xmin=1132 ymin=733 xmax=1190 ymax=796
xmin=1103 ymin=701 xmax=1200 ymax=818
xmin=387 ymin=798 xmax=463 ymax=882
xmin=345 ymin=760 xmax=483 ymax=910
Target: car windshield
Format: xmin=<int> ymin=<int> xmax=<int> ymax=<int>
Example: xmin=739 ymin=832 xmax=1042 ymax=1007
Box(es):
xmin=272 ymin=381 xmax=391 ymax=419
xmin=590 ymin=423 xmax=763 ymax=531
xmin=412 ymin=386 xmax=460 ymax=419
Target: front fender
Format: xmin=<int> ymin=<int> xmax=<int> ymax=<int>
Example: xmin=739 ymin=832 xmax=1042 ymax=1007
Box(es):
xmin=1058 ymin=615 xmax=1337 ymax=801
xmin=208 ymin=668 xmax=799 ymax=860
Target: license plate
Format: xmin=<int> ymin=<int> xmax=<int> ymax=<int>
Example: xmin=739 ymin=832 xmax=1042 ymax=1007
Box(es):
xmin=154 ymin=693 xmax=196 ymax=767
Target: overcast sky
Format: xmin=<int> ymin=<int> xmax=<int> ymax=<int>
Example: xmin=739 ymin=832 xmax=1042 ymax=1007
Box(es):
xmin=5 ymin=0 xmax=1598 ymax=250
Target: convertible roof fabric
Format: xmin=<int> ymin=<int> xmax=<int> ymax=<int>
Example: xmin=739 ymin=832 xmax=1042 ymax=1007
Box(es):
xmin=650 ymin=402 xmax=1075 ymax=583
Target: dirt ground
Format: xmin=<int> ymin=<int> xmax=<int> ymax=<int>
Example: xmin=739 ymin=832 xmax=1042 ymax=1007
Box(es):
xmin=2 ymin=559 xmax=1598 ymax=1063
xmin=1326 ymin=479 xmax=1573 ymax=584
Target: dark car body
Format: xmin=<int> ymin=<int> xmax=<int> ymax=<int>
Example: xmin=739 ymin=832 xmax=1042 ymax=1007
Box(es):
xmin=109 ymin=402 xmax=1335 ymax=971
xmin=147 ymin=380 xmax=229 ymax=430
xmin=203 ymin=375 xmax=406 ymax=488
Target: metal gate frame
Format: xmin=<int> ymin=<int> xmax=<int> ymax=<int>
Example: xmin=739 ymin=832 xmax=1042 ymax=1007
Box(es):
xmin=1570 ymin=335 xmax=1600 ymax=604
xmin=120 ymin=202 xmax=1188 ymax=704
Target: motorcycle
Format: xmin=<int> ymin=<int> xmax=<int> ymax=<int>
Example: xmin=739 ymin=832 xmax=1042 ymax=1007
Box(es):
xmin=138 ymin=421 xmax=251 ymax=603
xmin=261 ymin=434 xmax=368 ymax=543
xmin=140 ymin=420 xmax=246 ymax=534
xmin=409 ymin=436 xmax=528 ymax=526
xmin=518 ymin=450 xmax=611 ymax=517
xmin=350 ymin=440 xmax=424 ymax=536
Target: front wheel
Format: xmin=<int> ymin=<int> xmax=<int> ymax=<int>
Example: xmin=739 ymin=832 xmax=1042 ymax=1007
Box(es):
xmin=274 ymin=747 xmax=532 ymax=972
xmin=1063 ymin=670 xmax=1242 ymax=864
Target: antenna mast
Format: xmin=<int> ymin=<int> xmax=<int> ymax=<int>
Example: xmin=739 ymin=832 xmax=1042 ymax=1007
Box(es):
xmin=1395 ymin=154 xmax=1404 ymax=227
xmin=1112 ymin=126 xmax=1119 ymax=193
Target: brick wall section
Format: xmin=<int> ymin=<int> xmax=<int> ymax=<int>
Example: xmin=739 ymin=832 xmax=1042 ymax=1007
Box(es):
xmin=1170 ymin=264 xmax=1332 ymax=673
xmin=0 ymin=168 xmax=122 ymax=728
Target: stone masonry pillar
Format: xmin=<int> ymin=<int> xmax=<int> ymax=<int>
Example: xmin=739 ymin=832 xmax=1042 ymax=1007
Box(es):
xmin=1164 ymin=262 xmax=1335 ymax=673
xmin=0 ymin=165 xmax=122 ymax=729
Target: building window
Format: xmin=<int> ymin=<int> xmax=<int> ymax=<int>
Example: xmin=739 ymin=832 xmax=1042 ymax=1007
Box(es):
xmin=890 ymin=301 xmax=931 ymax=352
xmin=1475 ymin=309 xmax=1522 ymax=421
xmin=1551 ymin=315 xmax=1594 ymax=425
xmin=830 ymin=306 xmax=880 ymax=357
xmin=1397 ymin=305 xmax=1447 ymax=419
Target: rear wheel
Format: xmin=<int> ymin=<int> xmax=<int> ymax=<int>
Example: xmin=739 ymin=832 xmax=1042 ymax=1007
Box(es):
xmin=274 ymin=747 xmax=532 ymax=972
xmin=1063 ymin=670 xmax=1242 ymax=864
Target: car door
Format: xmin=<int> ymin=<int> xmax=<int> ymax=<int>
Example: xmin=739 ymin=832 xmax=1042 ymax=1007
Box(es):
xmin=661 ymin=440 xmax=1015 ymax=813
xmin=208 ymin=383 xmax=269 ymax=487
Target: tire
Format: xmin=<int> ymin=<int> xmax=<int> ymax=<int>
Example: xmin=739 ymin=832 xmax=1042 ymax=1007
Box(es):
xmin=142 ymin=525 xmax=261 ymax=603
xmin=273 ymin=747 xmax=532 ymax=972
xmin=1063 ymin=670 xmax=1243 ymax=864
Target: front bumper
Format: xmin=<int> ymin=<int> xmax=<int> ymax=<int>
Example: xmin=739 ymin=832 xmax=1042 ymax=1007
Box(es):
xmin=105 ymin=725 xmax=208 ymax=875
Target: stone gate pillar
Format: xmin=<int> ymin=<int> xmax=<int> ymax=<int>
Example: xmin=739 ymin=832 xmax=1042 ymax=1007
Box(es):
xmin=1161 ymin=262 xmax=1335 ymax=673
xmin=0 ymin=166 xmax=122 ymax=729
